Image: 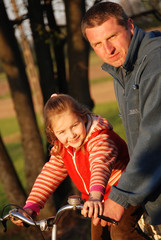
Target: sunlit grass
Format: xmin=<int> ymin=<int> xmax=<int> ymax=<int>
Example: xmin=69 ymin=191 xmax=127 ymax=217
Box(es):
xmin=90 ymin=75 xmax=112 ymax=84
xmin=0 ymin=117 xmax=20 ymax=137
xmin=0 ymin=72 xmax=7 ymax=81
xmin=93 ymin=101 xmax=126 ymax=140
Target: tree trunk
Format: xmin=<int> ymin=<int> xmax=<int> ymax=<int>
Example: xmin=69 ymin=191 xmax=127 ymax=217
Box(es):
xmin=27 ymin=0 xmax=57 ymax=103
xmin=0 ymin=0 xmax=45 ymax=193
xmin=0 ymin=135 xmax=26 ymax=206
xmin=44 ymin=0 xmax=68 ymax=93
xmin=64 ymin=0 xmax=94 ymax=110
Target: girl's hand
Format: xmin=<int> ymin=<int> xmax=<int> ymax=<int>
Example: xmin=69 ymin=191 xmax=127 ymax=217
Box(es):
xmin=81 ymin=191 xmax=103 ymax=225
xmin=81 ymin=199 xmax=103 ymax=218
xmin=11 ymin=208 xmax=34 ymax=227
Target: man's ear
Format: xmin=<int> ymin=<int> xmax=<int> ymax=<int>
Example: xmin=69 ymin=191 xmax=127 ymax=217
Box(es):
xmin=128 ymin=18 xmax=135 ymax=35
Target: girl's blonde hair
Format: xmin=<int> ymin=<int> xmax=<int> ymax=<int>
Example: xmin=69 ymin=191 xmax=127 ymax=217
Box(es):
xmin=44 ymin=94 xmax=92 ymax=155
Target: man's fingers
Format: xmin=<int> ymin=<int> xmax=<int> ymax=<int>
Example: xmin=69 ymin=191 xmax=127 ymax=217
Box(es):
xmin=101 ymin=219 xmax=107 ymax=227
xmin=92 ymin=217 xmax=100 ymax=226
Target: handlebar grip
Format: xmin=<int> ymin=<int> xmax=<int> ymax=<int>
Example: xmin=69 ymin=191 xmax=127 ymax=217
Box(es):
xmin=98 ymin=214 xmax=118 ymax=225
xmin=23 ymin=222 xmax=30 ymax=228
xmin=2 ymin=220 xmax=7 ymax=232
xmin=79 ymin=207 xmax=118 ymax=225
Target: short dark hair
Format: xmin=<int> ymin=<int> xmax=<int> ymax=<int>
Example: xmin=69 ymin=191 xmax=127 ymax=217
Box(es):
xmin=81 ymin=1 xmax=129 ymax=39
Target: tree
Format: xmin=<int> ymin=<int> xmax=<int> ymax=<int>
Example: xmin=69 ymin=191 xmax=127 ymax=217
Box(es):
xmin=26 ymin=0 xmax=57 ymax=104
xmin=44 ymin=0 xmax=68 ymax=93
xmin=0 ymin=0 xmax=45 ymax=193
xmin=0 ymin=134 xmax=26 ymax=206
xmin=64 ymin=0 xmax=94 ymax=110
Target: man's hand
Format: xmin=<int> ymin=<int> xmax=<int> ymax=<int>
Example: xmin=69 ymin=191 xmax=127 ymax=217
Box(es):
xmin=101 ymin=198 xmax=125 ymax=226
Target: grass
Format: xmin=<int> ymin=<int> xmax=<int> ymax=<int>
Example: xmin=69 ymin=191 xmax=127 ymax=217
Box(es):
xmin=89 ymin=50 xmax=103 ymax=65
xmin=0 ymin=72 xmax=7 ymax=81
xmin=0 ymin=117 xmax=20 ymax=137
xmin=90 ymin=75 xmax=112 ymax=84
xmin=0 ymin=93 xmax=11 ymax=100
xmin=93 ymin=101 xmax=126 ymax=140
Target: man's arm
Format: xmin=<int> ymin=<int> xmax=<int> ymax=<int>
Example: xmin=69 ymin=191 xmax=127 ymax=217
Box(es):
xmin=106 ymin=68 xmax=161 ymax=213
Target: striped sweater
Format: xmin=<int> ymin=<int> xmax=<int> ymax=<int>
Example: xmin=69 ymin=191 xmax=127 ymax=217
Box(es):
xmin=24 ymin=115 xmax=129 ymax=214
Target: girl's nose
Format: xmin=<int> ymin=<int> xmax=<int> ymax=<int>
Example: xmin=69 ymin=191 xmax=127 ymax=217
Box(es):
xmin=69 ymin=129 xmax=76 ymax=139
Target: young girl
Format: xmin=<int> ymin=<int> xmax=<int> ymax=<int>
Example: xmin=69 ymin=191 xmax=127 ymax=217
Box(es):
xmin=13 ymin=93 xmax=141 ymax=239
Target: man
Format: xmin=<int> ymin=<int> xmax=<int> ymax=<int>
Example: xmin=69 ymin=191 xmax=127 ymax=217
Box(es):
xmin=81 ymin=1 xmax=161 ymax=238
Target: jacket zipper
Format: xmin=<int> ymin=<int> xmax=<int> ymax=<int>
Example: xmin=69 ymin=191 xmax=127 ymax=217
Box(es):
xmin=68 ymin=151 xmax=89 ymax=195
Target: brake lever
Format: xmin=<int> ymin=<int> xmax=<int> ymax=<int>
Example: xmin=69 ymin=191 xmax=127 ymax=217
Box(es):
xmin=1 ymin=220 xmax=7 ymax=232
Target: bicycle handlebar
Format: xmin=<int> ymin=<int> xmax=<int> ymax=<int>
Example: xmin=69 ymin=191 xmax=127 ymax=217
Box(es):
xmin=0 ymin=196 xmax=118 ymax=233
xmin=0 ymin=205 xmax=76 ymax=232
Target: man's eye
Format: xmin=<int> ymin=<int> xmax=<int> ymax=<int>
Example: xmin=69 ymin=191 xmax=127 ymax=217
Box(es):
xmin=110 ymin=35 xmax=116 ymax=40
xmin=95 ymin=42 xmax=101 ymax=48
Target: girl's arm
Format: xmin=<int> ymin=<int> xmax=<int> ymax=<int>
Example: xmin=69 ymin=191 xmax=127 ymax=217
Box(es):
xmin=88 ymin=132 xmax=119 ymax=197
xmin=24 ymin=154 xmax=68 ymax=214
xmin=82 ymin=131 xmax=120 ymax=224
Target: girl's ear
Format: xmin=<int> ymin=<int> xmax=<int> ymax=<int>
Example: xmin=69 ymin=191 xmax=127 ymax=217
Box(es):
xmin=83 ymin=116 xmax=88 ymax=124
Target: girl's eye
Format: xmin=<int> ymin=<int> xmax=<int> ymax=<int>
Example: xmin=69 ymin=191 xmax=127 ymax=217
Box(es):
xmin=59 ymin=131 xmax=65 ymax=135
xmin=73 ymin=122 xmax=79 ymax=128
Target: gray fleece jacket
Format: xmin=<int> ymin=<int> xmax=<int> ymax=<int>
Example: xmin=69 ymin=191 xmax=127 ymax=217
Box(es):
xmin=102 ymin=26 xmax=161 ymax=225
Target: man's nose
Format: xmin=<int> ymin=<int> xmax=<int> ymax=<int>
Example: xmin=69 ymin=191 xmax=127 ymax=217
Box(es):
xmin=103 ymin=41 xmax=114 ymax=54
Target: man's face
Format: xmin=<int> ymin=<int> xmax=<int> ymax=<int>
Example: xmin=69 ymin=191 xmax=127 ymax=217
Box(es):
xmin=85 ymin=17 xmax=134 ymax=67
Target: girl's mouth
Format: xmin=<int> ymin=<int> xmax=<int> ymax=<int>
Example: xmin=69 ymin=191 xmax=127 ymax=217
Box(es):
xmin=69 ymin=136 xmax=80 ymax=144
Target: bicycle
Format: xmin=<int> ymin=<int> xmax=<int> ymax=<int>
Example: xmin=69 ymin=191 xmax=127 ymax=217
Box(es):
xmin=0 ymin=195 xmax=118 ymax=240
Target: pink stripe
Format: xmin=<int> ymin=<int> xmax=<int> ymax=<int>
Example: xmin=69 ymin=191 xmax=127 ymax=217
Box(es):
xmin=23 ymin=202 xmax=41 ymax=215
xmin=90 ymin=185 xmax=105 ymax=195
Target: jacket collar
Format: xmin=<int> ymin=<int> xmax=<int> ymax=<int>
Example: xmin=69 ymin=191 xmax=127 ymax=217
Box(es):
xmin=123 ymin=26 xmax=145 ymax=71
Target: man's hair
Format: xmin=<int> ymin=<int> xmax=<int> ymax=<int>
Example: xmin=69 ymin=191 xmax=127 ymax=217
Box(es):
xmin=81 ymin=1 xmax=129 ymax=39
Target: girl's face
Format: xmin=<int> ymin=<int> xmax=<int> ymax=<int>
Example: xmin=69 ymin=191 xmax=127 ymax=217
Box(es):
xmin=51 ymin=110 xmax=87 ymax=149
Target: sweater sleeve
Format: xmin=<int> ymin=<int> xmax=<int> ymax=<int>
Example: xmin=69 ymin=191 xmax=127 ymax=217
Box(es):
xmin=87 ymin=132 xmax=119 ymax=196
xmin=25 ymin=154 xmax=68 ymax=212
xmin=109 ymin=71 xmax=161 ymax=209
